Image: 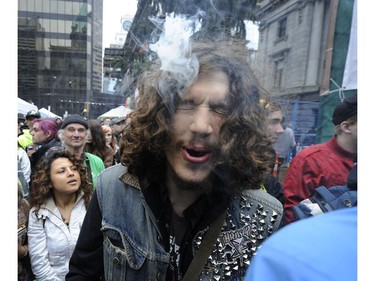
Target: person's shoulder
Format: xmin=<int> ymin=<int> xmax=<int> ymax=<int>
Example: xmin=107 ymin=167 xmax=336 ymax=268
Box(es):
xmin=85 ymin=152 xmax=105 ymax=164
xmin=247 ymin=207 xmax=357 ymax=281
xmin=85 ymin=152 xmax=101 ymax=160
xmin=238 ymin=189 xmax=284 ymax=232
xmin=285 ymin=127 xmax=294 ymax=133
xmin=96 ymin=165 xmax=139 ymax=196
xmin=17 ymin=147 xmax=27 ymax=156
xmin=97 ymin=163 xmax=128 ymax=181
xmin=294 ymin=142 xmax=328 ymax=159
xmin=242 ymin=189 xmax=283 ymax=214
xmin=274 ymin=207 xmax=356 ymax=252
xmin=104 ymin=146 xmax=115 ymax=155
xmin=50 ymin=138 xmax=62 ymax=147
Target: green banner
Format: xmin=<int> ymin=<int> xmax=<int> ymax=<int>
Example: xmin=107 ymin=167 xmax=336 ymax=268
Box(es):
xmin=316 ymin=0 xmax=357 ymax=143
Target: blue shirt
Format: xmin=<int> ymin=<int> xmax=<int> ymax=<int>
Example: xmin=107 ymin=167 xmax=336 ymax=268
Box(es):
xmin=245 ymin=207 xmax=357 ymax=281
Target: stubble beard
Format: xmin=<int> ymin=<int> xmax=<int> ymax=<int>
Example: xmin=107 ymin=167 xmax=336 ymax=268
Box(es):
xmin=168 ymin=162 xmax=214 ymax=193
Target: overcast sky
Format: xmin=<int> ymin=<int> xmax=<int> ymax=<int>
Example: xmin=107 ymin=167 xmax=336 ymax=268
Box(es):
xmin=102 ymin=0 xmax=138 ymax=48
xmin=102 ymin=0 xmax=259 ymax=49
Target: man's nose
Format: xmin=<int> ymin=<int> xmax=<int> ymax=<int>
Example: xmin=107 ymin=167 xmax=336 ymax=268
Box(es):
xmin=277 ymin=123 xmax=284 ymax=134
xmin=190 ymin=107 xmax=213 ymax=136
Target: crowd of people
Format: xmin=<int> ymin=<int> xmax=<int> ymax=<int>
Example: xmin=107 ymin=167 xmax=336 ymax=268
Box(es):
xmin=17 ymin=38 xmax=357 ymax=281
xmin=17 ymin=110 xmax=128 ymax=280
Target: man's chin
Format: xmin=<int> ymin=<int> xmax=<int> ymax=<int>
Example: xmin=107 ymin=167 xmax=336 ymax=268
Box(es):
xmin=172 ymin=171 xmax=214 ymax=192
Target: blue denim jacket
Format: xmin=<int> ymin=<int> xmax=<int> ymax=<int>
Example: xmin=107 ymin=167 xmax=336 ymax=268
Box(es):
xmin=96 ymin=164 xmax=283 ymax=281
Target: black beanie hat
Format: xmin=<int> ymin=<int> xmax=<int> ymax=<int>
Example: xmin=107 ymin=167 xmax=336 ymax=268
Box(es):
xmin=332 ymin=95 xmax=357 ymax=125
xmin=61 ymin=114 xmax=88 ymax=129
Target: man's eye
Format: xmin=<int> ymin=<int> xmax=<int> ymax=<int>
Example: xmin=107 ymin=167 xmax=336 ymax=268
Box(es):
xmin=177 ymin=101 xmax=195 ymax=111
xmin=212 ymin=106 xmax=228 ymax=115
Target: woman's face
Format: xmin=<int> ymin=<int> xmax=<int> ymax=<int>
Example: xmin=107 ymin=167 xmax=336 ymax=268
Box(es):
xmin=50 ymin=157 xmax=81 ymax=195
xmin=86 ymin=130 xmax=92 ymax=143
xmin=104 ymin=129 xmax=112 ymax=146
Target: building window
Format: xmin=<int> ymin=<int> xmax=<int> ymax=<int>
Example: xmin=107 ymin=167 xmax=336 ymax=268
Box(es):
xmin=274 ymin=57 xmax=285 ymax=87
xmin=278 ymin=18 xmax=287 ymax=39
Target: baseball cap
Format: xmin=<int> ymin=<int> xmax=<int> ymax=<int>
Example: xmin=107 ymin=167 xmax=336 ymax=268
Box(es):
xmin=60 ymin=114 xmax=88 ymax=129
xmin=332 ymin=95 xmax=357 ymax=125
xmin=26 ymin=110 xmax=41 ymax=119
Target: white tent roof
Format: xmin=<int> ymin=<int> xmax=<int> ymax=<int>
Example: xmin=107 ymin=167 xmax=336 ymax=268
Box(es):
xmin=99 ymin=105 xmax=132 ymax=119
xmin=18 ymin=97 xmax=38 ymax=115
xmin=39 ymin=107 xmax=62 ymax=119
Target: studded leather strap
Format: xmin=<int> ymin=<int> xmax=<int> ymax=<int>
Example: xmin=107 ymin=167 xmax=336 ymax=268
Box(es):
xmin=182 ymin=210 xmax=227 ymax=281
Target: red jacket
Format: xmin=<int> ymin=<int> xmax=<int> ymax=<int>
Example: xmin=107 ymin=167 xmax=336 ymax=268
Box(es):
xmin=283 ymin=136 xmax=355 ymax=224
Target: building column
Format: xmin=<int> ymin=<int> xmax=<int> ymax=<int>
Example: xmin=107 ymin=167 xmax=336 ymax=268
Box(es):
xmin=306 ymin=0 xmax=325 ymax=85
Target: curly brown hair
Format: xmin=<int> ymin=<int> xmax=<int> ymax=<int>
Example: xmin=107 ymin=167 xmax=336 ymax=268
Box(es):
xmin=29 ymin=149 xmax=93 ymax=210
xmin=120 ymin=39 xmax=273 ymax=192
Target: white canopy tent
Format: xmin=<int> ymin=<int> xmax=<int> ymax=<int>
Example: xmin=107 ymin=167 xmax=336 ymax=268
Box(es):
xmin=39 ymin=107 xmax=62 ymax=119
xmin=18 ymin=97 xmax=38 ymax=115
xmin=99 ymin=105 xmax=132 ymax=119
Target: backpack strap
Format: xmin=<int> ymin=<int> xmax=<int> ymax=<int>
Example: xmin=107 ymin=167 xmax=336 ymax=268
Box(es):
xmin=292 ymin=185 xmax=356 ymax=221
xmin=314 ymin=186 xmax=337 ymax=212
xmin=182 ymin=210 xmax=226 ymax=281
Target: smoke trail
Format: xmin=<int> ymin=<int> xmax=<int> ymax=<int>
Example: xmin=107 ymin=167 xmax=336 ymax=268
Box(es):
xmin=148 ymin=11 xmax=205 ymax=107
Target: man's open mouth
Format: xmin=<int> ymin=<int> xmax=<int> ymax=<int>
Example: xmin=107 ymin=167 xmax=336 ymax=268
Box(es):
xmin=183 ymin=148 xmax=211 ymax=163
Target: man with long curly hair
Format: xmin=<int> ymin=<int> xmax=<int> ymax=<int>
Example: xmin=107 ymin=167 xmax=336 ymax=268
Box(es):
xmin=67 ymin=39 xmax=283 ymax=281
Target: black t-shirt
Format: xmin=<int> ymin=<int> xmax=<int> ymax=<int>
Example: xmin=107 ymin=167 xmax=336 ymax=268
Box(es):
xmin=141 ymin=180 xmax=230 ymax=280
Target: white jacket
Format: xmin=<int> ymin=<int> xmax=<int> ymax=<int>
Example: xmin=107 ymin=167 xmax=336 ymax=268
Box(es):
xmin=28 ymin=192 xmax=87 ymax=281
xmin=18 ymin=147 xmax=31 ymax=183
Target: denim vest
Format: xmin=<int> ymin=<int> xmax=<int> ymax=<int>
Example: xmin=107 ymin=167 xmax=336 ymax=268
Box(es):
xmin=96 ymin=164 xmax=283 ymax=281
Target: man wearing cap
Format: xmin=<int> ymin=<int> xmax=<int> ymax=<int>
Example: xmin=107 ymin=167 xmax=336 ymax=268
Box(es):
xmin=282 ymin=95 xmax=357 ymax=225
xmin=18 ymin=111 xmax=39 ymax=151
xmin=25 ymin=110 xmax=41 ymax=129
xmin=58 ymin=114 xmax=105 ymax=189
xmin=18 ymin=114 xmax=33 ymax=150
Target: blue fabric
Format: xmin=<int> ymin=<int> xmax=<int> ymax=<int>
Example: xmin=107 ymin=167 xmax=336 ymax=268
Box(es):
xmin=245 ymin=207 xmax=357 ymax=281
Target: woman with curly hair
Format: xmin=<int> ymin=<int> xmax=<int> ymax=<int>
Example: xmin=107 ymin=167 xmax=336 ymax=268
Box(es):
xmin=28 ymin=149 xmax=92 ymax=281
xmin=85 ymin=119 xmax=115 ymax=168
xmin=67 ymin=39 xmax=283 ymax=280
